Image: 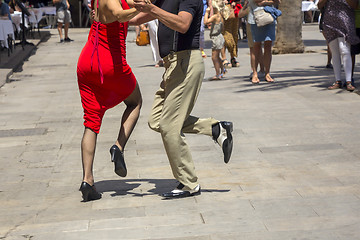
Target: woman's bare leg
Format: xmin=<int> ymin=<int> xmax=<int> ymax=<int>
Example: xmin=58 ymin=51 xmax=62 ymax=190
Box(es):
xmin=115 ymin=83 xmax=142 ymax=151
xmin=81 ymin=127 xmax=97 ymax=185
xmin=252 ymin=41 xmax=262 ymax=83
xmin=263 ymin=41 xmax=274 ymax=82
xmin=212 ymin=49 xmax=222 ymax=77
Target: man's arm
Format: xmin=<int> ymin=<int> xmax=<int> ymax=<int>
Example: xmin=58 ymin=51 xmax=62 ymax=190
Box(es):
xmin=128 ymin=12 xmax=155 ymax=25
xmin=133 ymin=1 xmax=193 ymax=34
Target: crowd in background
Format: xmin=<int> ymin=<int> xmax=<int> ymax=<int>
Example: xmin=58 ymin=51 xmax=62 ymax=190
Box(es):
xmin=2 ymin=0 xmax=360 ymax=92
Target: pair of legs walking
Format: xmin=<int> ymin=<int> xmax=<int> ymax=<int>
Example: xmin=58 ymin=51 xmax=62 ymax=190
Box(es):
xmin=328 ymin=37 xmax=355 ymax=91
xmin=222 ymin=17 xmax=239 ymax=68
xmin=212 ymin=49 xmax=225 ymax=80
xmin=252 ymin=41 xmax=274 ymax=84
xmin=56 ymin=10 xmax=73 ymax=42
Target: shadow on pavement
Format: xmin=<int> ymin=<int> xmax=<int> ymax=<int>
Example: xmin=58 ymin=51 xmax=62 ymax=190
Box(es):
xmin=232 ymin=64 xmax=360 ymax=94
xmin=95 ymin=179 xmax=230 ymax=198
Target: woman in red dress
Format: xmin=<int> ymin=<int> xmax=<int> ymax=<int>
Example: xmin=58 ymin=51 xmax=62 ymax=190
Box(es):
xmin=77 ymin=0 xmax=142 ymax=201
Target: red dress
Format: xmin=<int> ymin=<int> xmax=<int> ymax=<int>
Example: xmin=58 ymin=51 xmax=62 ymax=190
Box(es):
xmin=77 ymin=0 xmax=136 ymax=134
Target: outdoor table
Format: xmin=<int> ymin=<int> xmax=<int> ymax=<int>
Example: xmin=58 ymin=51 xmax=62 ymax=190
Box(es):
xmin=11 ymin=11 xmax=28 ymax=32
xmin=302 ymin=1 xmax=318 ymax=12
xmin=0 ymin=19 xmax=15 ymax=49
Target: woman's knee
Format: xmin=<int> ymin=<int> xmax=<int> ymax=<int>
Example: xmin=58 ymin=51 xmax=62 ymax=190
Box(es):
xmin=124 ymin=83 xmax=142 ymax=109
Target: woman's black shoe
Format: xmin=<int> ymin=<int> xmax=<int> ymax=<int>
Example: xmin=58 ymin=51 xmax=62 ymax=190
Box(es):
xmin=79 ymin=182 xmax=102 ymax=202
xmin=110 ymin=145 xmax=127 ymax=177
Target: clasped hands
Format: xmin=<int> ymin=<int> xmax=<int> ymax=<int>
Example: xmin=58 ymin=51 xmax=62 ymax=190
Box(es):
xmin=133 ymin=0 xmax=153 ymax=13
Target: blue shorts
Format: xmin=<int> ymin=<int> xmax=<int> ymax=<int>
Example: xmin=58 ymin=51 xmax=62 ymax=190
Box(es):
xmin=250 ymin=23 xmax=276 ymax=42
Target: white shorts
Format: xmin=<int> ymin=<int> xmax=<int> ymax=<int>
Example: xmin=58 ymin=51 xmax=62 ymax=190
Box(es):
xmin=57 ymin=10 xmax=72 ymax=24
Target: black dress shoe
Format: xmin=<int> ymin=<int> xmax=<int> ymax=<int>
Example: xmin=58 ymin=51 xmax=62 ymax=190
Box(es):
xmin=110 ymin=145 xmax=127 ymax=177
xmin=79 ymin=182 xmax=102 ymax=202
xmin=64 ymin=37 xmax=74 ymax=42
xmin=212 ymin=121 xmax=233 ymax=163
xmin=162 ymin=183 xmax=201 ymax=199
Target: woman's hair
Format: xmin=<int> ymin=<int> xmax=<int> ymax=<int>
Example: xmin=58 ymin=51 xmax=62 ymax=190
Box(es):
xmin=212 ymin=0 xmax=231 ymax=20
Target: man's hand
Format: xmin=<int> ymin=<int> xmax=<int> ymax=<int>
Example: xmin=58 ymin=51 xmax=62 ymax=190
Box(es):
xmin=133 ymin=0 xmax=153 ymax=13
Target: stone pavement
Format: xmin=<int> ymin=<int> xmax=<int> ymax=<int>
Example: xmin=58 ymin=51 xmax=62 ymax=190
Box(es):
xmin=0 ymin=30 xmax=51 ymax=88
xmin=1 ymin=24 xmax=360 ymax=240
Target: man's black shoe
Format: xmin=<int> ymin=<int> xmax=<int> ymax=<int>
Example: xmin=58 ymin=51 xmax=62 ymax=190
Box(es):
xmin=64 ymin=37 xmax=74 ymax=42
xmin=162 ymin=183 xmax=201 ymax=199
xmin=212 ymin=121 xmax=233 ymax=163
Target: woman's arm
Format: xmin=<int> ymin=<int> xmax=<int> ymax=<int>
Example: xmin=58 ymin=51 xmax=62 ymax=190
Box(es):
xmin=237 ymin=7 xmax=249 ymax=18
xmin=203 ymin=8 xmax=215 ymax=25
xmin=107 ymin=0 xmax=139 ymax=22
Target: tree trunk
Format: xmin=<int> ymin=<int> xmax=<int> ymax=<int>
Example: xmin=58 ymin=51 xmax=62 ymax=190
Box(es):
xmin=273 ymin=0 xmax=304 ymax=54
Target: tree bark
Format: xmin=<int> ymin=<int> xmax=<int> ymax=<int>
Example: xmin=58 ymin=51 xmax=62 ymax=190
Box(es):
xmin=273 ymin=0 xmax=305 ymax=54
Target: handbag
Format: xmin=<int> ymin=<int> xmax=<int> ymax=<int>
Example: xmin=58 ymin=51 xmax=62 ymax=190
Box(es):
xmin=136 ymin=30 xmax=150 ymax=46
xmin=253 ymin=8 xmax=274 ymax=27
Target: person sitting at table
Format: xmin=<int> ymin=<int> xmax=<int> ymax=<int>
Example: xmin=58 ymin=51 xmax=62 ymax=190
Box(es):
xmin=8 ymin=0 xmax=17 ymax=12
xmin=53 ymin=0 xmax=73 ymax=43
xmin=29 ymin=0 xmax=44 ymax=8
xmin=0 ymin=0 xmax=12 ymax=20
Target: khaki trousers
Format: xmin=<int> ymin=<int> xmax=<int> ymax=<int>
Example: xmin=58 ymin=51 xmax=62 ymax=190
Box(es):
xmin=148 ymin=50 xmax=218 ymax=191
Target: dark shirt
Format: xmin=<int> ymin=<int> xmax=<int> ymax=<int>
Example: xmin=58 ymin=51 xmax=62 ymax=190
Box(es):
xmin=55 ymin=0 xmax=67 ymax=11
xmin=154 ymin=0 xmax=203 ymax=58
xmin=0 ymin=2 xmax=11 ymax=20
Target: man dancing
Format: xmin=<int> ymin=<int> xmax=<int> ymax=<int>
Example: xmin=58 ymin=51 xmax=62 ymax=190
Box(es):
xmin=131 ymin=0 xmax=234 ymax=199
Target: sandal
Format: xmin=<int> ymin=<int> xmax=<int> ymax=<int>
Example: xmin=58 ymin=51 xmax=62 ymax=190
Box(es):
xmin=231 ymin=58 xmax=240 ymax=68
xmin=265 ymin=74 xmax=275 ymax=83
xmin=222 ymin=68 xmax=227 ymax=76
xmin=209 ymin=75 xmax=222 ymax=81
xmin=222 ymin=59 xmax=232 ymax=69
xmin=346 ymin=82 xmax=355 ymax=91
xmin=251 ymin=76 xmax=260 ymax=84
xmin=328 ymin=81 xmax=342 ymax=90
